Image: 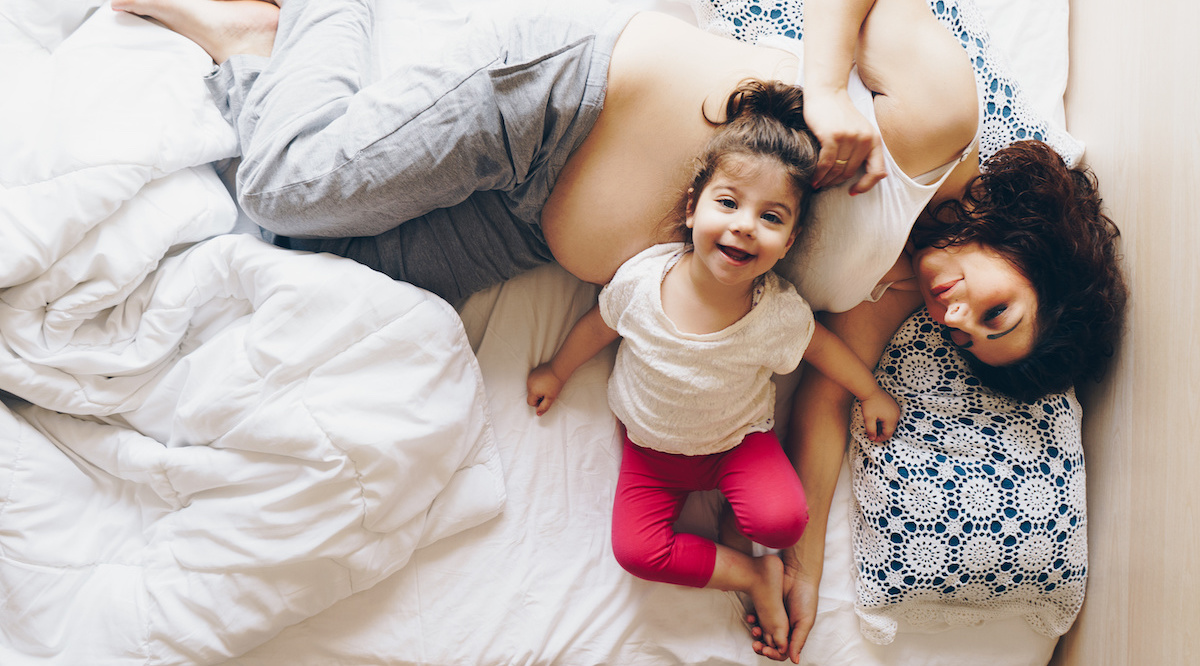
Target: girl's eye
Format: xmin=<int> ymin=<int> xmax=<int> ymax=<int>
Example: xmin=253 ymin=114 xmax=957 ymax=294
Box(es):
xmin=719 ymin=198 xmax=737 ymax=209
xmin=983 ymin=305 xmax=1007 ymax=323
xmin=762 ymin=212 xmax=783 ymax=225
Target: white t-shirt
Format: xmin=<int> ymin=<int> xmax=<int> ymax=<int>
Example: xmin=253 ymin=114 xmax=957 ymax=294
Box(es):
xmin=598 ymin=243 xmax=816 ymax=455
xmin=760 ymin=35 xmax=976 ymax=313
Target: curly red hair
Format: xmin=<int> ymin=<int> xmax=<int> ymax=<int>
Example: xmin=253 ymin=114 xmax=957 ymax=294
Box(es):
xmin=912 ymin=140 xmax=1127 ymax=401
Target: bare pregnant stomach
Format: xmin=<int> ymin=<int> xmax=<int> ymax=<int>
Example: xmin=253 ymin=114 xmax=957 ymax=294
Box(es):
xmin=539 ymin=12 xmax=798 ymax=285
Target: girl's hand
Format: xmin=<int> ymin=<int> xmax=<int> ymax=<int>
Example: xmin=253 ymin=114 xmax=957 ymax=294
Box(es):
xmin=526 ymin=363 xmax=565 ymax=416
xmin=859 ymin=389 xmax=900 ymax=442
xmin=803 ymin=85 xmax=886 ymax=194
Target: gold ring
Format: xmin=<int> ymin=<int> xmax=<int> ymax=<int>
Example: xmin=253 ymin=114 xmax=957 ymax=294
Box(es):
xmin=835 ymin=159 xmax=849 ymax=166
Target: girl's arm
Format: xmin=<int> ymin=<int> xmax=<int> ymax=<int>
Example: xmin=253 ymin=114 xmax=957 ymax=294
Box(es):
xmin=526 ymin=304 xmax=620 ymax=416
xmin=801 ymin=323 xmax=899 ymax=442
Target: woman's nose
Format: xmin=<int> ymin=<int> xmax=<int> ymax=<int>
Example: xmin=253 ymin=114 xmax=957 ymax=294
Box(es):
xmin=944 ymin=301 xmax=968 ymax=326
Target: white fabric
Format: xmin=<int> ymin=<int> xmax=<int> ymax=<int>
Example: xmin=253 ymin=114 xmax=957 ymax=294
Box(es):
xmin=0 ymin=5 xmax=503 ymax=663
xmin=599 ymin=243 xmax=814 ymax=455
xmin=236 ymin=263 xmax=1056 ymax=666
xmin=237 ymin=264 xmax=782 ymax=666
xmin=793 ymin=459 xmax=1057 ymax=666
xmin=756 ymin=37 xmax=966 ymax=313
xmin=3 ymin=0 xmax=1075 ymax=664
xmin=240 ymin=0 xmax=1066 ymax=662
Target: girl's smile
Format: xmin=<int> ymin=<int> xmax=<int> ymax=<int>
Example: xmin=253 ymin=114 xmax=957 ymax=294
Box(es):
xmin=717 ymin=243 xmax=755 ymax=264
xmin=685 ymin=155 xmax=802 ymax=290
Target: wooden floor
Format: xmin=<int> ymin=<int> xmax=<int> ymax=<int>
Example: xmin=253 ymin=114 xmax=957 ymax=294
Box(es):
xmin=1052 ymin=1 xmax=1200 ymax=664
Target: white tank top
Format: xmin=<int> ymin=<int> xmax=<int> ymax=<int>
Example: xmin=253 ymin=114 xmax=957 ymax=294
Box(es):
xmin=763 ymin=36 xmax=975 ymax=313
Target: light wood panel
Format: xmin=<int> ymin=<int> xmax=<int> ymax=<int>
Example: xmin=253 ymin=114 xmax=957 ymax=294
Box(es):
xmin=1053 ymin=1 xmax=1200 ymax=664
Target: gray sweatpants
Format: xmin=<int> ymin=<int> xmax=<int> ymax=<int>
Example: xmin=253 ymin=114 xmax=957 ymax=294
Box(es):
xmin=207 ymin=0 xmax=636 ymax=302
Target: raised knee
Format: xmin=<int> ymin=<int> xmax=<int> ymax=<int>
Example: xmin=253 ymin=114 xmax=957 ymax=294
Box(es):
xmin=611 ymin=535 xmax=669 ymax=581
xmin=236 ymin=177 xmax=328 ymax=238
xmin=746 ymin=508 xmax=808 ymax=550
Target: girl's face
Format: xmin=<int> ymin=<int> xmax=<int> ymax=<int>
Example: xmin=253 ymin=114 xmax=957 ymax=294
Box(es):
xmin=912 ymin=241 xmax=1039 ymax=366
xmin=685 ymin=156 xmax=801 ymax=288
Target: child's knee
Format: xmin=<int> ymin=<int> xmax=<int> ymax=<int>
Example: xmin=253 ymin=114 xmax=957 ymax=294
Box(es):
xmin=746 ymin=506 xmax=808 ymax=550
xmin=611 ymin=531 xmax=714 ymax=588
xmin=611 ymin=532 xmax=667 ymax=580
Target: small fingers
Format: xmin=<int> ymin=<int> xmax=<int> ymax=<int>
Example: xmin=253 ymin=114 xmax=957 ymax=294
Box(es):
xmin=879 ymin=418 xmax=897 ymax=441
xmin=861 ymin=413 xmax=880 ymax=442
xmin=746 ymin=615 xmax=763 ymax=639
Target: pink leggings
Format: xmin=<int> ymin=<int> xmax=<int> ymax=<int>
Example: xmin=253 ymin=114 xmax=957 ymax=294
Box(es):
xmin=611 ymin=429 xmax=809 ymax=588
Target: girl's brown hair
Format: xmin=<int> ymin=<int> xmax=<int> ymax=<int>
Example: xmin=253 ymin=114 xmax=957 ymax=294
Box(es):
xmin=668 ymin=79 xmax=820 ymax=242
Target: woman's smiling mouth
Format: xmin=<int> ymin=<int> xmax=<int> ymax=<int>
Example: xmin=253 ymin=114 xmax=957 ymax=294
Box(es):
xmin=930 ymin=278 xmax=960 ymax=300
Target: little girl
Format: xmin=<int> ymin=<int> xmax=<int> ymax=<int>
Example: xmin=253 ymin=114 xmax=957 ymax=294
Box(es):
xmin=525 ymin=80 xmax=899 ymax=651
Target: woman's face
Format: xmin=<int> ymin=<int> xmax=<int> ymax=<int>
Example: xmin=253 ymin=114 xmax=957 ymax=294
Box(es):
xmin=912 ymin=242 xmax=1039 ymax=366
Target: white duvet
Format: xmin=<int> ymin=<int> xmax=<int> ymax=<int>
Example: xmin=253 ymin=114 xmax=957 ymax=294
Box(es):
xmin=0 ymin=3 xmax=504 ymax=664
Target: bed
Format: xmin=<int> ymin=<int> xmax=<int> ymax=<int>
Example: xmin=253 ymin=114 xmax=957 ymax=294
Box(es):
xmin=0 ymin=0 xmax=1084 ymax=664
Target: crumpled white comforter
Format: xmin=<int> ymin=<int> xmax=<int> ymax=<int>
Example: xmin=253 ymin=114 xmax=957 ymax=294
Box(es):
xmin=0 ymin=3 xmax=505 ymax=664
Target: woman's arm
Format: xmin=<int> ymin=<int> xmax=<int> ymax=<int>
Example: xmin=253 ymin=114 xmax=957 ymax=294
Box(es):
xmin=753 ymin=288 xmax=921 ymax=662
xmin=855 ymin=0 xmax=979 ymax=179
xmin=802 ymin=0 xmax=884 ymax=192
xmin=803 ymin=0 xmax=978 ymax=191
xmin=526 ymin=304 xmax=620 ymax=416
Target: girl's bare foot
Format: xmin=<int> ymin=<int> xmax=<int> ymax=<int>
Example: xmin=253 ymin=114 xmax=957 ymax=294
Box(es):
xmin=746 ymin=554 xmax=789 ymax=650
xmin=112 ymin=0 xmax=279 ymax=64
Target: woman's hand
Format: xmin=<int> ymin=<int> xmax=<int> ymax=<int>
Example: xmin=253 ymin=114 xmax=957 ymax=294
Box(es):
xmin=803 ymin=85 xmax=886 ymax=195
xmin=859 ymin=389 xmax=900 ymax=442
xmin=526 ymin=363 xmax=565 ymax=416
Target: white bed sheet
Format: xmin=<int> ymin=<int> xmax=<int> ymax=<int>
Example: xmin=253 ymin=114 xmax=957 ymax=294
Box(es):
xmin=238 ymin=261 xmax=1057 ymax=666
xmin=237 ymin=0 xmax=1070 ymax=664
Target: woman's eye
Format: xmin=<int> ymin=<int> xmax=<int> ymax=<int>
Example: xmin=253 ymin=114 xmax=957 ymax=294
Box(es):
xmin=984 ymin=305 xmax=1007 ymax=322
